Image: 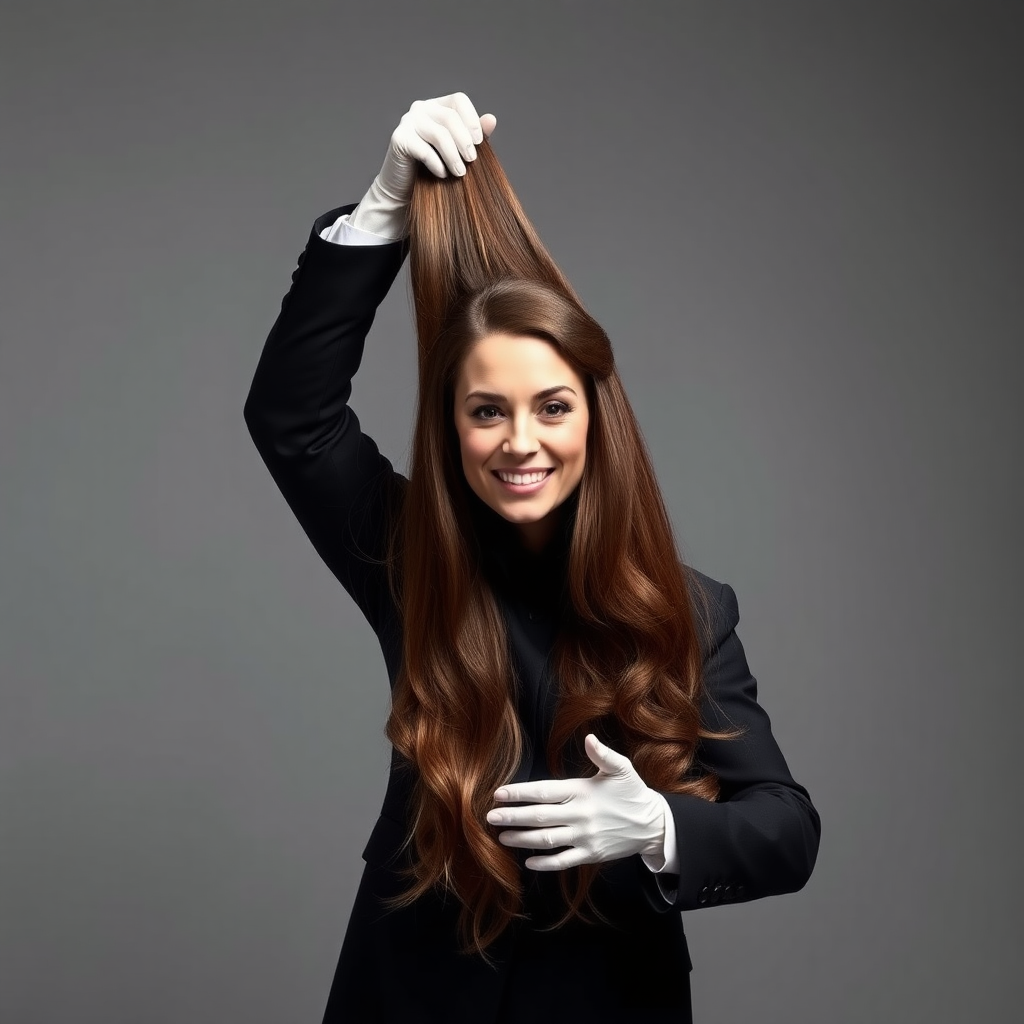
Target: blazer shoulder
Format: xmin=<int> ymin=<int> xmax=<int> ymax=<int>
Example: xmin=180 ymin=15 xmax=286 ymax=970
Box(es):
xmin=681 ymin=563 xmax=740 ymax=659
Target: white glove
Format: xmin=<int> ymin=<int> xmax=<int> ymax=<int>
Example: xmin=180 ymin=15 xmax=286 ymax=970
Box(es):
xmin=348 ymin=92 xmax=497 ymax=239
xmin=486 ymin=734 xmax=668 ymax=871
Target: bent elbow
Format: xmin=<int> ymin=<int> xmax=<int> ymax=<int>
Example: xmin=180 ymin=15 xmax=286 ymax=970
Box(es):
xmin=242 ymin=393 xmax=274 ymax=455
xmin=741 ymin=786 xmax=821 ymax=900
xmin=777 ymin=793 xmax=821 ymax=896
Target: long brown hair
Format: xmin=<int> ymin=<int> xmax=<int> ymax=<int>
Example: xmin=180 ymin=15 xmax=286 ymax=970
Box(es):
xmin=381 ymin=140 xmax=733 ymax=959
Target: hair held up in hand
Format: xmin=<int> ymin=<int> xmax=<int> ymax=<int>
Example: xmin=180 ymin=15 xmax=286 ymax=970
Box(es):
xmin=381 ymin=140 xmax=735 ymax=960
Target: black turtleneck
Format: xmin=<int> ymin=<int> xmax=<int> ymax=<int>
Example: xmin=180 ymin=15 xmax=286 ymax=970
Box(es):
xmin=462 ymin=486 xmax=582 ymax=792
xmin=468 ymin=485 xmax=578 ymax=623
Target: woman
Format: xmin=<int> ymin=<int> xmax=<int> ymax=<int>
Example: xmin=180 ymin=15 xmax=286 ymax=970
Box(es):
xmin=244 ymin=93 xmax=820 ymax=1024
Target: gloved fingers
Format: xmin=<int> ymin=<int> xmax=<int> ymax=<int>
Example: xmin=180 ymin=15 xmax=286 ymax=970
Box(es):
xmin=434 ymin=91 xmax=486 ymax=146
xmin=429 ymin=95 xmax=495 ymax=146
xmin=492 ymin=779 xmax=579 ymax=806
xmin=401 ymin=95 xmax=479 ymax=176
xmin=496 ymin=824 xmax=577 ymax=852
xmin=584 ymin=733 xmax=635 ymax=777
xmin=487 ymin=799 xmax=583 ymax=829
xmin=524 ymin=847 xmax=594 ymax=872
xmin=390 ymin=119 xmax=450 ymax=179
xmin=410 ymin=112 xmax=472 ymax=177
xmin=377 ymin=93 xmax=495 ymax=202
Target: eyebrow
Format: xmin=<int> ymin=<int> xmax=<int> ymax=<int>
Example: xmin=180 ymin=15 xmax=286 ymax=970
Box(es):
xmin=463 ymin=385 xmax=578 ymax=403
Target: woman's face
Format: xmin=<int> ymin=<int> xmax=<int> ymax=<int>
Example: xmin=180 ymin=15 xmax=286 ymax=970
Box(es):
xmin=454 ymin=333 xmax=589 ymax=553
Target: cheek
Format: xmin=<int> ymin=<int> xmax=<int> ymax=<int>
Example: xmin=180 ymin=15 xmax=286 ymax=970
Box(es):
xmin=568 ymin=421 xmax=589 ymax=470
xmin=458 ymin=430 xmax=490 ymax=470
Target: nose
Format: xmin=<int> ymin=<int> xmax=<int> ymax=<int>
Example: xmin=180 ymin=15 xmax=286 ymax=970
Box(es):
xmin=502 ymin=413 xmax=539 ymax=457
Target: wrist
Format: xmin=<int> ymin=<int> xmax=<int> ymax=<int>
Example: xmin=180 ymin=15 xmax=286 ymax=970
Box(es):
xmin=639 ymin=790 xmax=669 ymax=859
xmin=348 ymin=175 xmax=410 ymax=239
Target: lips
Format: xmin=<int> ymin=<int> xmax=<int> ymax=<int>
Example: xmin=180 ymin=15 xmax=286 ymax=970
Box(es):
xmin=490 ymin=468 xmax=555 ymax=495
xmin=491 ymin=469 xmax=554 ymax=481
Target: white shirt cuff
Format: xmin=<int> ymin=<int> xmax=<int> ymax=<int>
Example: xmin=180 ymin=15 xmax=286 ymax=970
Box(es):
xmin=319 ymin=212 xmax=396 ymax=246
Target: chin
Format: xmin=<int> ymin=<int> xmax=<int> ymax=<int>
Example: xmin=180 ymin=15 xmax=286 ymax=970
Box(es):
xmin=497 ymin=505 xmax=555 ymax=525
xmin=472 ymin=487 xmax=551 ymax=522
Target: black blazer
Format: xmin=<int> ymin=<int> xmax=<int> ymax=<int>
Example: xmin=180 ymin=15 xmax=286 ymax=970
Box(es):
xmin=243 ymin=205 xmax=821 ymax=1024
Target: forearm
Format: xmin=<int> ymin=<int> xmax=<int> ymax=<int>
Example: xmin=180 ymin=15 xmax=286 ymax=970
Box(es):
xmin=243 ymin=204 xmax=407 ymax=459
xmin=242 ymin=205 xmax=411 ymax=635
xmin=662 ymin=784 xmax=819 ymax=912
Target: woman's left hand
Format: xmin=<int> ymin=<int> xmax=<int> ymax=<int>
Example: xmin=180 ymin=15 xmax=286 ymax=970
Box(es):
xmin=486 ymin=734 xmax=668 ymax=870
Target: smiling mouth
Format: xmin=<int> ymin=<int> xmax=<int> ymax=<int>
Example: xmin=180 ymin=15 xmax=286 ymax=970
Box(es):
xmin=492 ymin=469 xmax=554 ymax=484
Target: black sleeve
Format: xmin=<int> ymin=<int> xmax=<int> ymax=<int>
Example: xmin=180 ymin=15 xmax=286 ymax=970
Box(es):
xmin=243 ymin=204 xmax=410 ymax=641
xmin=637 ymin=576 xmax=822 ymax=913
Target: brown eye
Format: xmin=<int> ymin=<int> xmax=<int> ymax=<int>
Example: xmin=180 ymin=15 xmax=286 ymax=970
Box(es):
xmin=543 ymin=401 xmax=572 ymax=416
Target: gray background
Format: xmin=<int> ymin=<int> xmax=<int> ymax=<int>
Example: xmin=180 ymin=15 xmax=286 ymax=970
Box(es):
xmin=2 ymin=1 xmax=1021 ymax=1021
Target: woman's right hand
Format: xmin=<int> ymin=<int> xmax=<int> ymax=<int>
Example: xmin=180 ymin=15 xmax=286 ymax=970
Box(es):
xmin=346 ymin=93 xmax=496 ymax=239
xmin=377 ymin=93 xmax=498 ymax=203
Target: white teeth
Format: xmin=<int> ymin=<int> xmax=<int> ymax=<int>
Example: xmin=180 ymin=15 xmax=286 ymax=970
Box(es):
xmin=497 ymin=470 xmax=549 ymax=485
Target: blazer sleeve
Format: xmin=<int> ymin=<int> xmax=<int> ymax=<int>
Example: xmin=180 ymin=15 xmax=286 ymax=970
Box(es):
xmin=242 ymin=203 xmax=410 ymax=641
xmin=636 ymin=577 xmax=822 ymax=913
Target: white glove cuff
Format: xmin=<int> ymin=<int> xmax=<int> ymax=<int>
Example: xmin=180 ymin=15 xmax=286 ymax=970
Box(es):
xmin=641 ymin=791 xmax=679 ymax=875
xmin=347 ymin=174 xmax=410 ymax=240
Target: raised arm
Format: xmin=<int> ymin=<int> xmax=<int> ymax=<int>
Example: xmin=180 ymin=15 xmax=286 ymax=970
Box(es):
xmin=243 ymin=94 xmax=496 ymax=639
